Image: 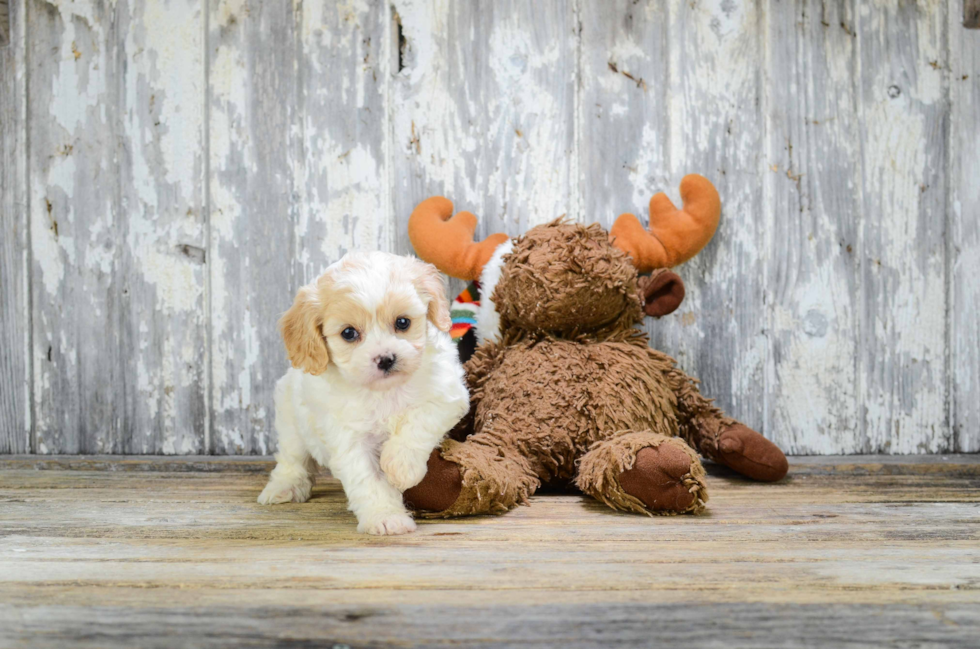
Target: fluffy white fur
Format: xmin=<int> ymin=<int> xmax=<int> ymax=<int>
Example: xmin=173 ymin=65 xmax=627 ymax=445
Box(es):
xmin=258 ymin=252 xmax=469 ymax=536
xmin=474 ymin=239 xmax=513 ymax=345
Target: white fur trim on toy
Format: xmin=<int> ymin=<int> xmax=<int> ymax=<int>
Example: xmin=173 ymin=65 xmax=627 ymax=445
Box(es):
xmin=475 ymin=239 xmax=513 ymax=345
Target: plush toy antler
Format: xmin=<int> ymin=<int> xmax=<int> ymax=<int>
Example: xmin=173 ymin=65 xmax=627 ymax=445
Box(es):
xmin=408 ymin=197 xmax=510 ymax=281
xmin=610 ymin=174 xmax=721 ymax=273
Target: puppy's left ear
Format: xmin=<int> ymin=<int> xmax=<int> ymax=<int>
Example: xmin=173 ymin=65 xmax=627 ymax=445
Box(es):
xmin=414 ymin=261 xmax=452 ymax=333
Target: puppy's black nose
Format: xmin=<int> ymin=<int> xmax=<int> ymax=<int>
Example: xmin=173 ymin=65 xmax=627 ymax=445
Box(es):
xmin=376 ymin=355 xmax=396 ymax=372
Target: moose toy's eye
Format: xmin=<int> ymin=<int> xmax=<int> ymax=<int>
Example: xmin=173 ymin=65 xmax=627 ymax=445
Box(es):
xmin=394 ymin=317 xmax=411 ymax=331
xmin=340 ymin=327 xmax=359 ymax=342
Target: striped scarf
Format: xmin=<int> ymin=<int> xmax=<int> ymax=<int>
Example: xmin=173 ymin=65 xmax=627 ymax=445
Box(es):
xmin=450 ymin=281 xmax=481 ymax=343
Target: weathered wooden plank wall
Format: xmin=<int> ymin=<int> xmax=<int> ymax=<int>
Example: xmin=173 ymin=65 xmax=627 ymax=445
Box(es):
xmin=0 ymin=0 xmax=977 ymax=456
xmin=860 ymin=0 xmax=949 ymax=453
xmin=0 ymin=0 xmax=28 ymax=453
xmin=951 ymin=0 xmax=980 ymax=452
xmin=765 ymin=0 xmax=862 ymax=454
xmin=208 ymin=0 xmax=298 ymax=456
xmin=26 ymin=0 xmax=208 ymax=454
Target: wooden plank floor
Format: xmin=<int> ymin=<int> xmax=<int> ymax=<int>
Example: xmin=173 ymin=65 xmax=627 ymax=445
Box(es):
xmin=1 ymin=456 xmax=978 ymax=648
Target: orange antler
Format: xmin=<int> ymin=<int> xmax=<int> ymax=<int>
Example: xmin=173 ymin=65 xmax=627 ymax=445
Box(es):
xmin=610 ymin=174 xmax=721 ymax=272
xmin=408 ymin=197 xmax=510 ymax=281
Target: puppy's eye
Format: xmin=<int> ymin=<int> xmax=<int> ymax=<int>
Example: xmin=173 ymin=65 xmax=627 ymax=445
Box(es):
xmin=394 ymin=317 xmax=411 ymax=331
xmin=340 ymin=327 xmax=359 ymax=342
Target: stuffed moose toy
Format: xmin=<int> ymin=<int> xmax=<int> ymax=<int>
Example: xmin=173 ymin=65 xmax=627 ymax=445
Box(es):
xmin=403 ymin=175 xmax=788 ymax=517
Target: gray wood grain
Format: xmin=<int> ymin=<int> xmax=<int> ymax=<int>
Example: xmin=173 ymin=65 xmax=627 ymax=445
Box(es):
xmin=579 ymin=1 xmax=772 ymax=444
xmin=4 ymin=602 xmax=979 ymax=649
xmin=0 ymin=0 xmax=27 ymax=453
xmin=27 ymin=0 xmax=207 ymax=454
xmin=208 ymin=1 xmax=387 ymax=454
xmin=651 ymin=0 xmax=767 ymax=438
xmin=0 ymin=457 xmax=978 ymax=647
xmin=578 ymin=1 xmax=668 ymax=228
xmin=207 ymin=0 xmax=299 ymax=455
xmin=857 ymin=0 xmax=949 ymax=453
xmin=25 ymin=0 xmax=107 ymax=454
xmin=390 ymin=0 xmax=575 ymax=252
xmin=950 ymin=0 xmax=980 ymax=452
xmin=479 ymin=0 xmax=576 ymax=234
xmin=293 ymin=0 xmax=389 ymax=283
xmin=763 ymin=1 xmax=862 ymax=454
xmin=389 ymin=0 xmax=479 ymax=256
xmin=117 ymin=0 xmax=208 ymax=454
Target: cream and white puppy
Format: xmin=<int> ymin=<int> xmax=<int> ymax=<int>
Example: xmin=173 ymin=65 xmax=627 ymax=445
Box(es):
xmin=257 ymin=252 xmax=469 ymax=535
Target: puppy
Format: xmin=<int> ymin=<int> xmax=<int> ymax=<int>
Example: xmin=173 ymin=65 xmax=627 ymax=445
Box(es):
xmin=257 ymin=252 xmax=469 ymax=535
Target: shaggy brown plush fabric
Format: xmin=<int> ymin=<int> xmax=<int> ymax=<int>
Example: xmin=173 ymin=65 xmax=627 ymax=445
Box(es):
xmin=406 ymin=216 xmax=788 ymax=518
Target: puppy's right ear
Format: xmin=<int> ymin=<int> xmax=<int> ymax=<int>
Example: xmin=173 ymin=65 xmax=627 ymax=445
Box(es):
xmin=279 ymin=282 xmax=330 ymax=375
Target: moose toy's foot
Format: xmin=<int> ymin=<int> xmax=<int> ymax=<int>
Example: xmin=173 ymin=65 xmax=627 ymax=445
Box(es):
xmin=403 ymin=449 xmax=463 ymax=513
xmin=713 ymin=423 xmax=788 ymax=482
xmin=577 ymin=432 xmax=708 ymax=515
xmin=618 ymin=442 xmax=703 ymax=513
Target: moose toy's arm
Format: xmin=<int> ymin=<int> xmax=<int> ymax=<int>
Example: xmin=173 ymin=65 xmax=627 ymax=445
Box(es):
xmin=655 ymin=355 xmax=788 ymax=482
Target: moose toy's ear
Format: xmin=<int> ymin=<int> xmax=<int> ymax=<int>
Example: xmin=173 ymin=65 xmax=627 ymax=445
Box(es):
xmin=639 ymin=269 xmax=685 ymax=317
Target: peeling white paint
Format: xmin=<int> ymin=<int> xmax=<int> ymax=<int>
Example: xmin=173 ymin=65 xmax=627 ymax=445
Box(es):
xmin=485 ymin=16 xmax=571 ymax=229
xmin=138 ymin=250 xmax=203 ymax=314
xmin=391 ymin=0 xmax=483 ymax=209
xmin=858 ymin=1 xmax=948 ymax=454
xmin=320 ymin=143 xmax=384 ymax=259
xmin=627 ymin=123 xmax=666 ymax=215
xmin=32 ymin=216 xmax=66 ymax=298
xmin=47 ymin=4 xmax=105 ymax=134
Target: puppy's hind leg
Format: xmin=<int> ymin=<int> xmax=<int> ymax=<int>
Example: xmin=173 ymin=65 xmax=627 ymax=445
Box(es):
xmin=258 ymin=379 xmax=317 ymax=505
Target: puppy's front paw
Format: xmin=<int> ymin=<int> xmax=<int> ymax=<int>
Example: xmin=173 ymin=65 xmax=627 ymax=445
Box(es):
xmin=380 ymin=442 xmax=428 ymax=492
xmin=257 ymin=479 xmax=312 ymax=505
xmin=357 ymin=512 xmax=417 ymax=536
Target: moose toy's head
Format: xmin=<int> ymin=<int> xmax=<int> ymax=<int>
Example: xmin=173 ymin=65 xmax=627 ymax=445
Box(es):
xmin=408 ymin=175 xmax=721 ymax=341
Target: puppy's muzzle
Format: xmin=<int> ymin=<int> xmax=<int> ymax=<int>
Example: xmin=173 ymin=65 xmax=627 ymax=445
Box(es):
xmin=376 ymin=354 xmax=397 ymax=373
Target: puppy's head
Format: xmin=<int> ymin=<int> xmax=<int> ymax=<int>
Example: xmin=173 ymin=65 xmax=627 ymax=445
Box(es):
xmin=279 ymin=252 xmax=451 ymax=390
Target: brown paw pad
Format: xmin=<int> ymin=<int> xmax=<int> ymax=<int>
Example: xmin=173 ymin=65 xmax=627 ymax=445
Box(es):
xmin=403 ymin=449 xmax=463 ymax=513
xmin=716 ymin=424 xmax=789 ymax=482
xmin=619 ymin=444 xmax=697 ymax=513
